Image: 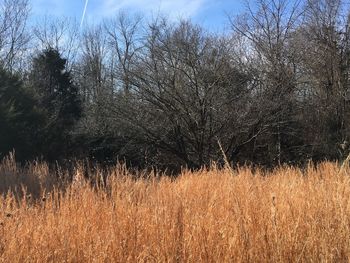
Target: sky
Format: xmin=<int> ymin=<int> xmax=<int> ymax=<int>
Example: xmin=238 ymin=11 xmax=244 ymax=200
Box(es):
xmin=30 ymin=0 xmax=245 ymax=32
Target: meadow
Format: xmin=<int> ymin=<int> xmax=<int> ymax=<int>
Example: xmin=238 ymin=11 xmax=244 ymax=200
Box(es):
xmin=1 ymin=154 xmax=350 ymax=262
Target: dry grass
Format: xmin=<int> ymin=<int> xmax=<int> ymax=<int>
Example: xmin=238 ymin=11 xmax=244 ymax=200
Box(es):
xmin=0 ymin=157 xmax=350 ymax=262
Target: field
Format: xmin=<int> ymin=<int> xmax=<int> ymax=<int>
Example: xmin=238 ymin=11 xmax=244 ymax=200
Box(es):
xmin=1 ymin=155 xmax=350 ymax=262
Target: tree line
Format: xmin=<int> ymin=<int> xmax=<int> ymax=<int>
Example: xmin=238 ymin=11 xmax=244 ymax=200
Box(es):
xmin=1 ymin=0 xmax=350 ymax=171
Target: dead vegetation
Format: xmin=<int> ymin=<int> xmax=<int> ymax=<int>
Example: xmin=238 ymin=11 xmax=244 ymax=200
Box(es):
xmin=0 ymin=156 xmax=350 ymax=262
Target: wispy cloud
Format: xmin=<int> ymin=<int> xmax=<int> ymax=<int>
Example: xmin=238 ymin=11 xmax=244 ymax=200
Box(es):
xmin=30 ymin=0 xmax=208 ymax=27
xmin=97 ymin=0 xmax=205 ymax=19
xmin=31 ymin=0 xmax=63 ymax=16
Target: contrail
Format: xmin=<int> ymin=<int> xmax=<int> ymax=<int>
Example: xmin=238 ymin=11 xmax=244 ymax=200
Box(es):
xmin=80 ymin=0 xmax=89 ymax=28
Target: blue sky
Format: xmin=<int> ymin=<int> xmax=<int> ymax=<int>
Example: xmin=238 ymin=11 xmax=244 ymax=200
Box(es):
xmin=31 ymin=0 xmax=244 ymax=31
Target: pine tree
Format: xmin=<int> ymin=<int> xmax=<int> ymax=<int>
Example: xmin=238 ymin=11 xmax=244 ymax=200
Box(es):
xmin=30 ymin=47 xmax=82 ymax=160
xmin=0 ymin=68 xmax=42 ymax=160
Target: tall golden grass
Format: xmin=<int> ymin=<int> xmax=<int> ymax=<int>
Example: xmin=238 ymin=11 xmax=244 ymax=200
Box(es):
xmin=1 ymin=155 xmax=350 ymax=262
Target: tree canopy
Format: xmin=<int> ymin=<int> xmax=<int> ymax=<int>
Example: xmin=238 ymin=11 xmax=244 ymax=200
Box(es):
xmin=2 ymin=0 xmax=350 ymax=171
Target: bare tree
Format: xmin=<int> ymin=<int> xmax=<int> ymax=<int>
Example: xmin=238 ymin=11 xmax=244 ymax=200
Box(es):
xmin=229 ymin=0 xmax=306 ymax=164
xmin=105 ymin=12 xmax=143 ymax=94
xmin=0 ymin=0 xmax=30 ymax=72
xmin=33 ymin=16 xmax=80 ymax=71
xmin=294 ymin=0 xmax=350 ymax=159
xmin=102 ymin=18 xmax=253 ymax=168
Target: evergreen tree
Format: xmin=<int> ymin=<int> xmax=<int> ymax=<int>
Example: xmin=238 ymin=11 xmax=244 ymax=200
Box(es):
xmin=0 ymin=68 xmax=42 ymax=160
xmin=30 ymin=47 xmax=82 ymax=160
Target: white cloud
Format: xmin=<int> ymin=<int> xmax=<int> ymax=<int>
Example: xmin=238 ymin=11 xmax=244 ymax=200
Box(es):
xmin=31 ymin=0 xmax=64 ymax=16
xmin=30 ymin=0 xmax=207 ymax=28
xmin=97 ymin=0 xmax=205 ymax=20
